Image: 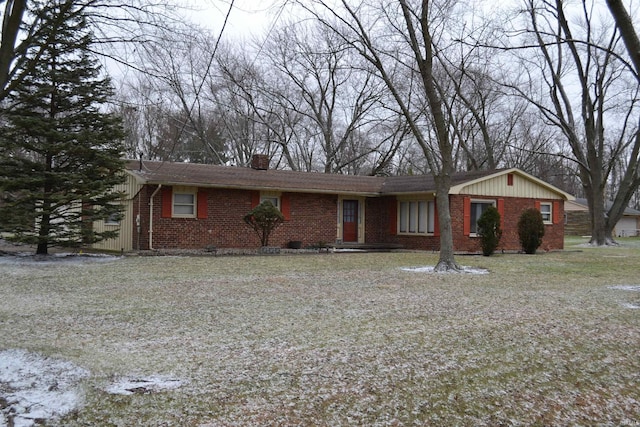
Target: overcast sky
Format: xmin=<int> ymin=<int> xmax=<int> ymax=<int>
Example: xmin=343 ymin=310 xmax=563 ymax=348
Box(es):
xmin=186 ymin=0 xmax=290 ymax=38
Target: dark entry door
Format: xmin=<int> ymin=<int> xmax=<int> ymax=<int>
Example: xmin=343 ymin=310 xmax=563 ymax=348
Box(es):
xmin=343 ymin=200 xmax=359 ymax=242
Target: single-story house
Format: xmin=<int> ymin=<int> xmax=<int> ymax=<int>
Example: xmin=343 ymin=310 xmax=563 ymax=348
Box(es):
xmin=93 ymin=156 xmax=574 ymax=253
xmin=565 ymin=198 xmax=640 ymax=237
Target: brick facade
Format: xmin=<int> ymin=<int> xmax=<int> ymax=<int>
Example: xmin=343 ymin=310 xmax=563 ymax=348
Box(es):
xmin=366 ymin=195 xmax=565 ymax=252
xmin=132 ymin=185 xmax=565 ymax=252
xmin=133 ymin=185 xmax=339 ymax=250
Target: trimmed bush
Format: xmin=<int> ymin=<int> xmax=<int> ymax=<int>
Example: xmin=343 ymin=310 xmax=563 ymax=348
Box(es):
xmin=477 ymin=206 xmax=502 ymax=256
xmin=244 ymin=201 xmax=284 ymax=247
xmin=517 ymin=208 xmax=545 ymax=254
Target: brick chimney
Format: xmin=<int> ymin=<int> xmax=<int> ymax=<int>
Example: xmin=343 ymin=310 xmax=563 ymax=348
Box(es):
xmin=251 ymin=154 xmax=270 ymax=170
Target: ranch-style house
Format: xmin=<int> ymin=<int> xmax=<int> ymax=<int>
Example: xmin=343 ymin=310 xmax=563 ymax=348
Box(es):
xmin=93 ymin=156 xmax=574 ymax=253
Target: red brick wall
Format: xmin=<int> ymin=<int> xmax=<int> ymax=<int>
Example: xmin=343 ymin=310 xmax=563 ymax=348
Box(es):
xmin=134 ymin=185 xmax=338 ymax=250
xmin=366 ymin=197 xmax=441 ymax=251
xmin=367 ymin=195 xmax=565 ymax=252
xmin=451 ymin=195 xmax=565 ymax=252
xmin=132 ymin=185 xmax=565 ymax=252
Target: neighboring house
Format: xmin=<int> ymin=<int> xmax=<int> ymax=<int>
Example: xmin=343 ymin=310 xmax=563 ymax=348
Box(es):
xmin=93 ymin=156 xmax=574 ymax=253
xmin=565 ymin=198 xmax=640 ymax=237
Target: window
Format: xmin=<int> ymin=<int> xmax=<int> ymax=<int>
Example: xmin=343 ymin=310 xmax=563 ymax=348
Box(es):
xmin=540 ymin=202 xmax=552 ymax=224
xmin=398 ymin=200 xmax=435 ymax=234
xmin=173 ymin=191 xmax=196 ymax=217
xmin=470 ymin=200 xmax=495 ymax=235
xmin=104 ymin=211 xmax=120 ymax=225
xmin=260 ymin=193 xmax=280 ymax=209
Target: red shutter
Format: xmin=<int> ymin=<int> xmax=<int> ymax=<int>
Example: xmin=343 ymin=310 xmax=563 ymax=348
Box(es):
xmin=553 ymin=200 xmax=561 ymax=224
xmin=161 ymin=187 xmax=172 ymax=218
xmin=497 ymin=198 xmax=505 ymax=229
xmin=389 ymin=198 xmax=397 ymax=235
xmin=463 ymin=196 xmax=471 ymax=236
xmin=281 ymin=193 xmax=291 ymax=220
xmin=535 ymin=200 xmax=541 ymax=213
xmin=197 ymin=189 xmax=208 ymax=219
xmin=251 ymin=191 xmax=260 ymax=208
xmin=433 ymin=198 xmax=440 ymax=237
xmin=507 ymin=173 xmax=514 ymax=186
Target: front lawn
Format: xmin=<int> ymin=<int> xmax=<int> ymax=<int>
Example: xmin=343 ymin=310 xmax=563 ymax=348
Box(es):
xmin=1 ymin=241 xmax=639 ymax=425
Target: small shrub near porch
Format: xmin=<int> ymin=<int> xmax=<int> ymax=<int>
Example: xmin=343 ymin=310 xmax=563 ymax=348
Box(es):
xmin=243 ymin=201 xmax=284 ymax=247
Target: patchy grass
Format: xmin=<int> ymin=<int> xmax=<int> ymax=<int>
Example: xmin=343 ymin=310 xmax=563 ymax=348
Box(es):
xmin=1 ymin=242 xmax=640 ymax=426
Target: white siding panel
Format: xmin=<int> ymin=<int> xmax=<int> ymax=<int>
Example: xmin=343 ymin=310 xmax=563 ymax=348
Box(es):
xmin=461 ymin=174 xmax=563 ymax=199
xmin=92 ymin=175 xmax=141 ymax=252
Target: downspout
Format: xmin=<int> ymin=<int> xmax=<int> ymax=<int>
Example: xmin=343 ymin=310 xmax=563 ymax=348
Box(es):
xmin=148 ymin=184 xmax=162 ymax=250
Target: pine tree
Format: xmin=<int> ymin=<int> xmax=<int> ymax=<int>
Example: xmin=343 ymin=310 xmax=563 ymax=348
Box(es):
xmin=0 ymin=1 xmax=125 ymax=255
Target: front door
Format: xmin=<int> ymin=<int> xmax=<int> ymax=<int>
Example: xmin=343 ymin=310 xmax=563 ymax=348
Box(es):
xmin=342 ymin=200 xmax=359 ymax=242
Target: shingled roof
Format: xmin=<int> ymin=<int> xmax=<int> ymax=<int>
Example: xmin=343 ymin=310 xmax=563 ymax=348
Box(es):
xmin=124 ymin=160 xmax=520 ymax=196
xmin=126 ymin=160 xmax=384 ymax=195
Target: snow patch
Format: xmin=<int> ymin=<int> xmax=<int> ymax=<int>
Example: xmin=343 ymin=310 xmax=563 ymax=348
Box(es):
xmin=104 ymin=376 xmax=184 ymax=396
xmin=0 ymin=349 xmax=89 ymax=427
xmin=608 ymin=285 xmax=640 ymax=292
xmin=608 ymin=286 xmax=640 ymax=309
xmin=401 ymin=266 xmax=489 ymax=274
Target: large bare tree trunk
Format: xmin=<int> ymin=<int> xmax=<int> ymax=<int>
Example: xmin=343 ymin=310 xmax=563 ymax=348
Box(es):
xmin=0 ymin=0 xmax=27 ymax=97
xmin=508 ymin=0 xmax=640 ymax=246
xmin=434 ymin=174 xmax=457 ymax=270
xmin=606 ymin=0 xmax=640 ymax=79
xmin=298 ymin=0 xmax=466 ymax=269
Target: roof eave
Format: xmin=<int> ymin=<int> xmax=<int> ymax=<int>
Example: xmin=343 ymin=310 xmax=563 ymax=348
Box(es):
xmin=137 ymin=178 xmax=380 ymax=196
xmin=382 ymin=190 xmax=437 ymax=196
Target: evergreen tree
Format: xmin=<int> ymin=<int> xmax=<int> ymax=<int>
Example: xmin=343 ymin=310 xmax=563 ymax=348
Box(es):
xmin=0 ymin=1 xmax=125 ymax=255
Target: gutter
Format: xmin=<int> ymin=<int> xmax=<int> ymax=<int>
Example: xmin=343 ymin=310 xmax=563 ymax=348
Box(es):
xmin=148 ymin=184 xmax=162 ymax=250
xmin=141 ymin=181 xmax=381 ymax=197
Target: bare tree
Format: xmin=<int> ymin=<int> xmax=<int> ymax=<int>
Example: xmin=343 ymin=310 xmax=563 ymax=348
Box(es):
xmin=296 ymin=0 xmax=499 ymax=270
xmin=0 ymin=0 xmax=27 ymax=96
xmin=211 ymin=46 xmax=286 ymax=167
xmin=505 ymin=0 xmax=640 ymax=245
xmin=1 ymin=0 xmax=189 ymax=104
xmin=605 ymin=0 xmax=640 ymax=79
xmin=254 ymin=20 xmax=387 ymax=173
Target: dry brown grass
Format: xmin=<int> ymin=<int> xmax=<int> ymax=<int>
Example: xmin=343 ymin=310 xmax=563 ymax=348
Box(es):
xmin=1 ymin=237 xmax=639 ymax=425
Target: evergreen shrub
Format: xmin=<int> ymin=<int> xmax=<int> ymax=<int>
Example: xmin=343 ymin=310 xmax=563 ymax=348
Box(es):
xmin=517 ymin=208 xmax=545 ymax=254
xmin=477 ymin=206 xmax=502 ymax=256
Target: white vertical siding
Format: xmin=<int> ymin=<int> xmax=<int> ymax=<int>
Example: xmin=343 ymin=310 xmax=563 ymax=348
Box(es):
xmin=92 ymin=174 xmax=141 ymax=252
xmin=461 ymin=173 xmax=565 ymax=199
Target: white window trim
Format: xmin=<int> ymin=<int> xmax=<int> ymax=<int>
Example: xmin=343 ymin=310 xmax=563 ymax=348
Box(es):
xmin=540 ymin=202 xmax=552 ymax=224
xmin=173 ymin=187 xmax=197 ymax=218
xmin=470 ymin=199 xmax=496 ymax=237
xmin=397 ymin=199 xmax=435 ymax=236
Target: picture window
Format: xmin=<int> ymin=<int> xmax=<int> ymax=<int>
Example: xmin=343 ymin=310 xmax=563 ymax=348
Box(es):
xmin=398 ymin=200 xmax=435 ymax=235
